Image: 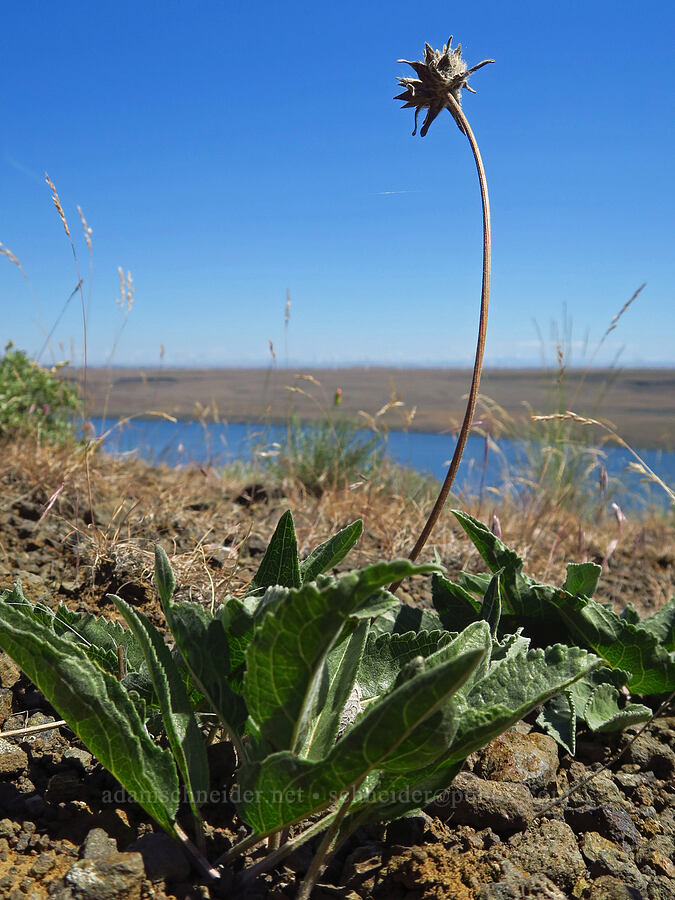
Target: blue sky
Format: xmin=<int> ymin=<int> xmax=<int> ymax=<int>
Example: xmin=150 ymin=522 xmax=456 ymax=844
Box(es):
xmin=1 ymin=1 xmax=673 ymax=368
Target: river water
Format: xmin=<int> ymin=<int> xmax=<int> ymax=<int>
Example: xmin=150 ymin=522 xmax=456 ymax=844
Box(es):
xmin=89 ymin=417 xmax=674 ymax=513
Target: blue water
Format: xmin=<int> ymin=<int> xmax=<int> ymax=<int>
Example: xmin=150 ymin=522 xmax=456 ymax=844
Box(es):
xmin=89 ymin=417 xmax=674 ymax=512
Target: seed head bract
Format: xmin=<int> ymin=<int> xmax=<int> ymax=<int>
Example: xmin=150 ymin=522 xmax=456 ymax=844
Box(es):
xmin=395 ymin=37 xmax=494 ymax=136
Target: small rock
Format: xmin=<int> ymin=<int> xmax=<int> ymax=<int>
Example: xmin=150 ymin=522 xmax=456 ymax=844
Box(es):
xmin=62 ymin=851 xmax=144 ymax=900
xmin=81 ymin=827 xmax=118 ymax=860
xmin=564 ymin=805 xmax=642 ymax=848
xmin=623 ymin=733 xmax=675 ymax=779
xmin=476 ymin=870 xmax=568 ymax=899
xmin=127 ymin=832 xmax=190 ymax=883
xmin=430 ymin=772 xmax=535 ymax=833
xmin=63 ymin=747 xmax=93 ymax=771
xmin=568 ymin=772 xmax=625 ymax=808
xmin=29 ymin=852 xmax=56 ymax=877
xmin=586 ymin=875 xmax=644 ymax=899
xmin=580 ymin=832 xmax=647 ymax=889
xmin=45 ymin=772 xmax=81 ymax=804
xmin=648 ymin=876 xmax=675 ymax=900
xmin=474 ymin=731 xmax=559 ymax=793
xmin=507 ymin=819 xmax=587 ymax=892
xmin=245 ymin=533 xmax=268 ymax=555
xmin=636 ymin=836 xmax=675 ymax=878
xmin=0 ymin=687 xmax=13 ymax=723
xmin=0 ymin=652 xmax=21 ymax=689
xmin=0 ymin=738 xmax=28 ymax=776
xmin=386 ymin=813 xmax=433 ymax=847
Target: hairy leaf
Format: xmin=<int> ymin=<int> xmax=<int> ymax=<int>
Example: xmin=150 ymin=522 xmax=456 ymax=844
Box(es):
xmin=432 ymin=574 xmax=481 ymax=632
xmin=584 ymin=682 xmax=651 ymax=733
xmin=0 ymin=585 xmax=178 ymax=833
xmin=112 ymin=596 xmax=209 ymax=820
xmin=165 ymin=600 xmax=247 ymax=740
xmin=249 ymin=510 xmax=301 ymax=593
xmin=641 ymin=599 xmax=675 ymax=651
xmin=301 ymin=620 xmax=369 ymax=760
xmin=549 ymin=591 xmax=675 ymax=694
xmin=238 ymin=647 xmax=486 ymax=832
xmin=300 ymin=519 xmax=363 ymax=583
xmin=537 ymin=691 xmax=576 ymax=755
xmin=357 ymin=630 xmax=454 ymax=704
xmin=563 ymin=562 xmax=602 ymax=598
xmin=244 ymin=560 xmax=439 ymax=754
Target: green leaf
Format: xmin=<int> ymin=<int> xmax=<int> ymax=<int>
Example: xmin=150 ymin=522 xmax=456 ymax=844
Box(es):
xmin=449 ymin=644 xmax=600 ymax=761
xmin=370 ymin=603 xmax=444 ymax=635
xmin=244 ymin=560 xmax=439 ymax=755
xmin=537 ymin=692 xmax=576 ymax=755
xmin=457 ymin=571 xmax=493 ymax=598
xmin=563 ymin=562 xmax=602 ymax=598
xmin=154 ymin=545 xmax=176 ymax=609
xmin=356 ymin=630 xmax=454 ymax=705
xmin=0 ymin=585 xmax=178 ymax=834
xmin=164 ymin=601 xmax=247 ymax=740
xmin=238 ymin=647 xmax=486 ymax=833
xmin=300 ymin=519 xmax=363 ymax=583
xmin=111 ymin=596 xmax=209 ymax=821
xmin=549 ymin=591 xmax=675 ymax=694
xmin=584 ymin=683 xmax=652 ymax=733
xmin=301 ymin=620 xmax=369 ymax=760
xmin=452 ymin=511 xmax=523 ymax=576
xmin=249 ymin=510 xmax=301 ymax=593
xmin=641 ymin=599 xmax=675 ymax=651
xmin=481 ymin=571 xmax=502 ymax=637
xmin=431 ymin=574 xmax=481 ymax=632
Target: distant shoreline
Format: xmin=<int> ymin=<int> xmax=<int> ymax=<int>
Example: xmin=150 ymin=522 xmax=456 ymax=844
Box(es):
xmin=63 ymin=366 xmax=675 ymax=450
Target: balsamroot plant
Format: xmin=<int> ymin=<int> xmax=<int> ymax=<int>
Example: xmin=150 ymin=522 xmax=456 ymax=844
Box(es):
xmin=0 ymin=511 xmax=601 ymax=897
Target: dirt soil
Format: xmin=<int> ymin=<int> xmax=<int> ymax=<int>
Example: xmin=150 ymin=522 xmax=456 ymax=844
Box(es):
xmin=0 ymin=439 xmax=674 ymax=900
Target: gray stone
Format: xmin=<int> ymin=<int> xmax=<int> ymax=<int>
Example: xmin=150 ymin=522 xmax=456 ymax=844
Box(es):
xmin=29 ymin=852 xmax=56 ymax=877
xmin=0 ymin=738 xmax=28 ymax=776
xmin=63 ymin=851 xmax=144 ymax=900
xmin=564 ymin=804 xmax=642 ymax=848
xmin=81 ymin=827 xmax=118 ymax=860
xmin=580 ymin=832 xmax=647 ymax=890
xmin=430 ymin=772 xmax=535 ymax=833
xmin=568 ymin=772 xmax=625 ymax=808
xmin=127 ymin=832 xmax=190 ymax=883
xmin=476 ymin=867 xmax=568 ymax=899
xmin=586 ymin=876 xmax=644 ymax=899
xmin=648 ymin=876 xmax=675 ymax=900
xmin=624 ymin=733 xmax=675 ymax=778
xmin=508 ymin=819 xmax=586 ymax=892
xmin=474 ymin=731 xmax=559 ymax=792
xmin=637 ymin=836 xmax=675 ymax=878
xmin=63 ymin=747 xmax=93 ymax=771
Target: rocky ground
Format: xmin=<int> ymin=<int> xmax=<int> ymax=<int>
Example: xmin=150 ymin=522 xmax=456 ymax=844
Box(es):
xmin=0 ymin=439 xmax=673 ymax=899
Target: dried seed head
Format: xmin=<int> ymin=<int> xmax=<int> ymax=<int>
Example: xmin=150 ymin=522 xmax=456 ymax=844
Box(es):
xmin=395 ymin=36 xmax=494 ymax=136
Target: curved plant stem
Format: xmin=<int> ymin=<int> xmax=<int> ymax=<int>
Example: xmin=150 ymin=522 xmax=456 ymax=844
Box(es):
xmin=391 ymin=93 xmax=491 ymax=592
